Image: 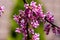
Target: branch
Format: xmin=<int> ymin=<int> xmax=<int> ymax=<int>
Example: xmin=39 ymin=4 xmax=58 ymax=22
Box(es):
xmin=23 ymin=0 xmax=30 ymax=40
xmin=44 ymin=16 xmax=59 ymax=28
xmin=23 ymin=0 xmax=27 ymax=3
xmin=26 ymin=23 xmax=30 ymax=40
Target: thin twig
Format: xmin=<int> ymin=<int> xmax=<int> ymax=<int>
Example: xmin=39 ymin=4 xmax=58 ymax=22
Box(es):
xmin=26 ymin=23 xmax=30 ymax=40
xmin=23 ymin=0 xmax=27 ymax=3
xmin=23 ymin=0 xmax=30 ymax=40
xmin=44 ymin=16 xmax=59 ymax=28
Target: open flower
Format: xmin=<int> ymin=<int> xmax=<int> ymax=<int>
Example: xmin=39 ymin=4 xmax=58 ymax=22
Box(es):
xmin=0 ymin=6 xmax=4 ymax=16
xmin=44 ymin=24 xmax=51 ymax=35
xmin=28 ymin=28 xmax=34 ymax=34
xmin=31 ymin=20 xmax=39 ymax=28
xmin=32 ymin=33 xmax=40 ymax=40
xmin=46 ymin=11 xmax=54 ymax=22
xmin=15 ymin=28 xmax=21 ymax=33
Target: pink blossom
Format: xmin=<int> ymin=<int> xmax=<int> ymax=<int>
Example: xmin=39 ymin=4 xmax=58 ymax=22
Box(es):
xmin=31 ymin=20 xmax=39 ymax=28
xmin=15 ymin=28 xmax=21 ymax=33
xmin=32 ymin=33 xmax=40 ymax=40
xmin=24 ymin=4 xmax=29 ymax=9
xmin=0 ymin=6 xmax=4 ymax=16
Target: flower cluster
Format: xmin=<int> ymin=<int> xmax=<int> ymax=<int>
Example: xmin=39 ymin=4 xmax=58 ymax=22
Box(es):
xmin=44 ymin=12 xmax=60 ymax=35
xmin=14 ymin=1 xmax=42 ymax=40
xmin=0 ymin=6 xmax=4 ymax=16
xmin=44 ymin=12 xmax=54 ymax=35
xmin=14 ymin=1 xmax=60 ymax=40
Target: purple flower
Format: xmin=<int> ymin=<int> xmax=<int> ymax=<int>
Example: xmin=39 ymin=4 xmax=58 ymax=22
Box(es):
xmin=52 ymin=27 xmax=56 ymax=34
xmin=28 ymin=28 xmax=34 ymax=34
xmin=25 ymin=9 xmax=32 ymax=18
xmin=57 ymin=27 xmax=60 ymax=34
xmin=31 ymin=20 xmax=39 ymax=28
xmin=0 ymin=6 xmax=4 ymax=12
xmin=13 ymin=15 xmax=19 ymax=22
xmin=15 ymin=28 xmax=21 ymax=33
xmin=32 ymin=33 xmax=40 ymax=40
xmin=46 ymin=11 xmax=54 ymax=22
xmin=20 ymin=19 xmax=26 ymax=27
xmin=30 ymin=1 xmax=37 ymax=8
xmin=0 ymin=6 xmax=4 ymax=16
xmin=44 ymin=24 xmax=51 ymax=35
xmin=19 ymin=10 xmax=25 ymax=17
xmin=24 ymin=4 xmax=29 ymax=9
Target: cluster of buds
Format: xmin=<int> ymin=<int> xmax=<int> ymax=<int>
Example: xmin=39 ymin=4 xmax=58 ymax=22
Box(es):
xmin=44 ymin=12 xmax=60 ymax=35
xmin=0 ymin=6 xmax=4 ymax=16
xmin=14 ymin=1 xmax=60 ymax=40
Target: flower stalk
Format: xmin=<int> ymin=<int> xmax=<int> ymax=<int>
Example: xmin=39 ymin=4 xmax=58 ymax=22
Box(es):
xmin=26 ymin=23 xmax=30 ymax=40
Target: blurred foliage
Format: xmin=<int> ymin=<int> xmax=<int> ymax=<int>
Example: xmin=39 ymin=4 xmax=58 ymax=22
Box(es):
xmin=8 ymin=0 xmax=46 ymax=40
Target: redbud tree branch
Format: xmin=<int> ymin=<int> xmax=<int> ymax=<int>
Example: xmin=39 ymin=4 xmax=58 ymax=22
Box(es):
xmin=44 ymin=16 xmax=59 ymax=28
xmin=26 ymin=23 xmax=30 ymax=40
xmin=23 ymin=0 xmax=27 ymax=4
xmin=23 ymin=0 xmax=30 ymax=40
